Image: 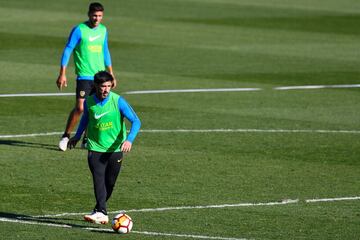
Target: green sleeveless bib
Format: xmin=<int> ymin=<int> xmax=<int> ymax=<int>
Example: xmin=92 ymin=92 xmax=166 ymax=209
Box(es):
xmin=86 ymin=92 xmax=127 ymax=152
xmin=74 ymin=23 xmax=107 ymax=77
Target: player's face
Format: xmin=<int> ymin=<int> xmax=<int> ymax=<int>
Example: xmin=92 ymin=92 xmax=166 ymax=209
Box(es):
xmin=88 ymin=11 xmax=103 ymax=27
xmin=96 ymin=81 xmax=112 ymax=100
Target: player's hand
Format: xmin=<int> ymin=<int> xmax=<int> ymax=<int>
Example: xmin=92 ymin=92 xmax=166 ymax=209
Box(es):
xmin=56 ymin=74 xmax=67 ymax=90
xmin=68 ymin=137 xmax=80 ymax=149
xmin=112 ymin=78 xmax=117 ymax=89
xmin=121 ymin=140 xmax=132 ymax=153
xmin=107 ymin=68 xmax=116 ymax=89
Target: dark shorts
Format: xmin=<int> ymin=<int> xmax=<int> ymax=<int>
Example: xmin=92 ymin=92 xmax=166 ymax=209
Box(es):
xmin=76 ymin=80 xmax=94 ymax=99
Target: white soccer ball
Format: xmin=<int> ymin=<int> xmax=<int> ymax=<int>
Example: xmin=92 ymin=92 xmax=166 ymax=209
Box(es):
xmin=111 ymin=213 xmax=133 ymax=234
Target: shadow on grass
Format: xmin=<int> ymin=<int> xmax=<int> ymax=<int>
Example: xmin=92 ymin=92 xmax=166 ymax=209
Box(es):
xmin=0 ymin=212 xmax=114 ymax=234
xmin=0 ymin=140 xmax=59 ymax=151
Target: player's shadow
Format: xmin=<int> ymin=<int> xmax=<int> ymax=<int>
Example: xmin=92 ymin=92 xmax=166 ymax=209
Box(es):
xmin=0 ymin=140 xmax=59 ymax=151
xmin=0 ymin=212 xmax=113 ymax=233
xmin=0 ymin=212 xmax=83 ymax=228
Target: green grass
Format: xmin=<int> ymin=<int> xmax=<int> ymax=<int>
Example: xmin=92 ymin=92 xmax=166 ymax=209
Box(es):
xmin=0 ymin=0 xmax=360 ymax=239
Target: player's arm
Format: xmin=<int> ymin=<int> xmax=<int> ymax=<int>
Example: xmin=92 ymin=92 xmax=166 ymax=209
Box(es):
xmin=104 ymin=31 xmax=117 ymax=88
xmin=56 ymin=26 xmax=81 ymax=90
xmin=68 ymin=100 xmax=89 ymax=149
xmin=118 ymin=97 xmax=141 ymax=152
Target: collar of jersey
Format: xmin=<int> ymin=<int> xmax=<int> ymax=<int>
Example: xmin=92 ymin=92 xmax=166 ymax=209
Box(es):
xmin=93 ymin=92 xmax=111 ymax=106
xmin=84 ymin=21 xmax=101 ymax=30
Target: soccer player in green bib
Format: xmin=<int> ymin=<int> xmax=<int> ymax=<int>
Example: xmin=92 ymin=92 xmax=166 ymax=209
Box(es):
xmin=56 ymin=2 xmax=117 ymax=151
xmin=68 ymin=71 xmax=141 ymax=224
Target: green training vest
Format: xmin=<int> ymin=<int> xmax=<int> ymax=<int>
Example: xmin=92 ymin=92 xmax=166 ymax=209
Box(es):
xmin=86 ymin=92 xmax=127 ymax=152
xmin=74 ymin=23 xmax=107 ymax=77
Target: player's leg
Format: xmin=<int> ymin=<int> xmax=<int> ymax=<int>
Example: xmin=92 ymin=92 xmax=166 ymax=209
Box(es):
xmin=84 ymin=151 xmax=109 ymax=224
xmin=65 ymin=98 xmax=85 ymax=134
xmin=105 ymin=152 xmax=123 ymax=201
xmin=58 ymin=80 xmax=93 ymax=151
xmin=58 ymin=98 xmax=85 ymax=151
xmin=81 ymin=81 xmax=95 ymax=148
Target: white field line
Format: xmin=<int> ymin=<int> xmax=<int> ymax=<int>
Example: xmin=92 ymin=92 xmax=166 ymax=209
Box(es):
xmin=1 ymin=128 xmax=360 ymax=139
xmin=0 ymin=218 xmax=248 ymax=240
xmin=274 ymin=84 xmax=360 ymax=90
xmin=124 ymin=199 xmax=299 ymax=213
xmin=305 ymin=196 xmax=360 ymax=203
xmin=34 ymin=199 xmax=299 ymax=218
xmin=124 ymin=88 xmax=261 ymax=94
xmin=130 ymin=230 xmax=249 ymax=240
xmin=86 ymin=228 xmax=249 ymax=240
xmin=0 ymin=131 xmax=64 ymax=138
xmin=30 ymin=195 xmax=360 ymax=219
xmin=0 ymin=84 xmax=359 ymax=98
xmin=0 ymin=93 xmax=75 ymax=97
xmin=140 ymin=129 xmax=360 ymax=134
xmin=0 ymin=217 xmax=71 ymax=228
xmin=2 ymin=196 xmax=359 ymax=239
xmin=0 ymin=88 xmax=260 ymax=98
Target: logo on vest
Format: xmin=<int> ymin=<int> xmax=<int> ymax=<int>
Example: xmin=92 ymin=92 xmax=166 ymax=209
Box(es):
xmin=89 ymin=35 xmax=101 ymax=42
xmin=94 ymin=111 xmax=110 ymax=120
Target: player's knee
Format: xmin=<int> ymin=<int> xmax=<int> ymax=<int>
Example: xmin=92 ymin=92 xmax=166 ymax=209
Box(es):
xmin=75 ymin=104 xmax=84 ymax=113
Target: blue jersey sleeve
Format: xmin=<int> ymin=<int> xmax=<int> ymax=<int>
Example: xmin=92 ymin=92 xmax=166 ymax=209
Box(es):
xmin=61 ymin=26 xmax=81 ymax=67
xmin=75 ymin=100 xmax=89 ymax=139
xmin=118 ymin=97 xmax=141 ymax=143
xmin=103 ymin=31 xmax=112 ymax=67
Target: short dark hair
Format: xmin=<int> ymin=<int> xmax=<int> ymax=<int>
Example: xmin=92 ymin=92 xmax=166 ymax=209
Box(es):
xmin=94 ymin=71 xmax=113 ymax=85
xmin=88 ymin=2 xmax=104 ymax=13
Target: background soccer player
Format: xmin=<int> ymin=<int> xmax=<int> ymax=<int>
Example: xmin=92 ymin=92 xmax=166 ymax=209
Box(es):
xmin=68 ymin=71 xmax=140 ymax=224
xmin=56 ymin=2 xmax=117 ymax=151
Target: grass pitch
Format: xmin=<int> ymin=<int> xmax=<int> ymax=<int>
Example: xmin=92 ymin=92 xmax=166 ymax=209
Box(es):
xmin=0 ymin=0 xmax=360 ymax=239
